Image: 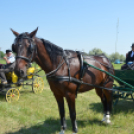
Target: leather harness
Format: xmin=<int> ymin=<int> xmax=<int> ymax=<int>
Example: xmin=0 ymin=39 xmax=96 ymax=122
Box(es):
xmin=47 ymin=50 xmax=88 ymax=98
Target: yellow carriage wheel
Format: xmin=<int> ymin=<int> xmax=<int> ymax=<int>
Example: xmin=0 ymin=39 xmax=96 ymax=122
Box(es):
xmin=6 ymin=88 xmax=20 ymax=103
xmin=32 ymin=77 xmax=44 ymax=94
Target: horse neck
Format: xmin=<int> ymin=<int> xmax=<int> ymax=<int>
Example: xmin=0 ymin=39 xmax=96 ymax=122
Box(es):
xmin=34 ymin=38 xmax=60 ymax=73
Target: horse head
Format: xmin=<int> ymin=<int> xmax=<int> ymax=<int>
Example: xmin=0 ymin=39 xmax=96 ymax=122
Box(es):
xmin=11 ymin=28 xmax=38 ymax=77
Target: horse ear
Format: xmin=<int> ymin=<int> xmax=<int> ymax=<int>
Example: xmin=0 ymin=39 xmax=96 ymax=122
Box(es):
xmin=10 ymin=28 xmax=19 ymax=37
xmin=29 ymin=27 xmax=38 ymax=38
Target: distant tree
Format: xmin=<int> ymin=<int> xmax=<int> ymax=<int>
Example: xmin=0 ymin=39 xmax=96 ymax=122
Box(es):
xmin=82 ymin=52 xmax=89 ymax=56
xmin=120 ymin=54 xmax=125 ymax=62
xmin=89 ymin=48 xmax=103 ymax=55
xmin=89 ymin=51 xmax=95 ymax=55
xmin=88 ymin=48 xmax=125 ymax=63
xmin=0 ymin=51 xmax=5 ymax=58
xmin=109 ymin=53 xmax=115 ymax=62
xmin=109 ymin=52 xmax=125 ymax=62
xmin=114 ymin=52 xmax=120 ymax=60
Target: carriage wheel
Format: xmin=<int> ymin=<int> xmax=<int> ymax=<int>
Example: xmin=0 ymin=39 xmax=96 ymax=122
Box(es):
xmin=6 ymin=88 xmax=20 ymax=103
xmin=32 ymin=77 xmax=44 ymax=94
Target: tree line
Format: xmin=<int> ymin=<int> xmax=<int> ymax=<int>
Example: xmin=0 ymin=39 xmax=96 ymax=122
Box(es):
xmin=0 ymin=48 xmax=126 ymax=62
xmin=87 ymin=48 xmax=125 ymax=62
xmin=0 ymin=51 xmax=5 ymax=58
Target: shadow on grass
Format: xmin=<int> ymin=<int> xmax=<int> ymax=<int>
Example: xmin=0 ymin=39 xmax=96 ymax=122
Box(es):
xmin=89 ymin=99 xmax=134 ymax=115
xmin=19 ymin=90 xmax=33 ymax=95
xmin=6 ymin=118 xmax=102 ymax=134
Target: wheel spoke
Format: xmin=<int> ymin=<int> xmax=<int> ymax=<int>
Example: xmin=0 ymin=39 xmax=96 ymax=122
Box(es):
xmin=7 ymin=95 xmax=12 ymax=97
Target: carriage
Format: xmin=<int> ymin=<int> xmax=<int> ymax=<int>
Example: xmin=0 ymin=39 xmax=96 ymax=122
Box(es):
xmin=0 ymin=64 xmax=44 ymax=102
xmin=113 ymin=69 xmax=134 ymax=105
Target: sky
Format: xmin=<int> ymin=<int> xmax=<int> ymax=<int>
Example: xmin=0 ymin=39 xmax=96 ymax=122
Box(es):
xmin=0 ymin=0 xmax=134 ymax=55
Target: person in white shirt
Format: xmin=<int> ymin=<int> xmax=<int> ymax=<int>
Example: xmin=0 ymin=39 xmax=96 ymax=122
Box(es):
xmin=0 ymin=50 xmax=15 ymax=84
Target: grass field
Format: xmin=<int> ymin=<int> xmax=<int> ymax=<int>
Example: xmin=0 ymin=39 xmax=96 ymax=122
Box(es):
xmin=1 ymin=61 xmax=134 ymax=134
xmin=0 ymin=59 xmax=6 ymax=64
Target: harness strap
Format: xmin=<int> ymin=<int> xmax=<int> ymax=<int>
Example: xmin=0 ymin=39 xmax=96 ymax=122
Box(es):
xmin=63 ymin=51 xmax=71 ymax=82
xmin=16 ymin=56 xmax=31 ymax=62
xmin=75 ymin=51 xmax=84 ymax=98
xmin=47 ymin=75 xmax=130 ymax=93
xmin=76 ymin=51 xmax=83 ymax=80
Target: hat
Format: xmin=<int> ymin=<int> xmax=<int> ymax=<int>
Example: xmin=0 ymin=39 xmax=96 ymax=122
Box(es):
xmin=131 ymin=43 xmax=134 ymax=47
xmin=6 ymin=49 xmax=12 ymax=54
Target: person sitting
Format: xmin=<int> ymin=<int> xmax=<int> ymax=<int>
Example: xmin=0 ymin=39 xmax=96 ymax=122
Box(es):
xmin=0 ymin=50 xmax=15 ymax=84
xmin=121 ymin=43 xmax=134 ymax=70
xmin=126 ymin=43 xmax=134 ymax=64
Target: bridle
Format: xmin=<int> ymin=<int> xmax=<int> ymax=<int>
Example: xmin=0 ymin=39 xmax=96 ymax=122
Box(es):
xmin=12 ymin=34 xmax=36 ymax=63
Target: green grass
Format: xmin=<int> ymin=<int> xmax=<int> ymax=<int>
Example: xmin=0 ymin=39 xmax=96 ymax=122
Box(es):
xmin=1 ymin=63 xmax=134 ymax=134
xmin=112 ymin=63 xmax=123 ymax=70
xmin=0 ymin=59 xmax=6 ymax=64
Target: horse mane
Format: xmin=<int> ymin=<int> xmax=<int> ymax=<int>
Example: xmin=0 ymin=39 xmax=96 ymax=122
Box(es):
xmin=40 ymin=38 xmax=63 ymax=63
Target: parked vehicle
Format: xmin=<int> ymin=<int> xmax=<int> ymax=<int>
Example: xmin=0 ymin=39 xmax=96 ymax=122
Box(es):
xmin=114 ymin=59 xmax=120 ymax=64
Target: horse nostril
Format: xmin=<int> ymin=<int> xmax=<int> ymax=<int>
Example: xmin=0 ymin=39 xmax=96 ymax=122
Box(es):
xmin=20 ymin=70 xmax=24 ymax=76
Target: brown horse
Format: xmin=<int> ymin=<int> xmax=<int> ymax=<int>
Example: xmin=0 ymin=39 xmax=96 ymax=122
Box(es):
xmin=11 ymin=28 xmax=114 ymax=134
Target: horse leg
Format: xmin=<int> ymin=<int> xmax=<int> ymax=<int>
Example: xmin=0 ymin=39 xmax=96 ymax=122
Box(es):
xmin=66 ymin=94 xmax=77 ymax=134
xmin=54 ymin=94 xmax=67 ymax=134
xmin=95 ymin=88 xmax=108 ymax=122
xmin=102 ymin=82 xmax=113 ymax=124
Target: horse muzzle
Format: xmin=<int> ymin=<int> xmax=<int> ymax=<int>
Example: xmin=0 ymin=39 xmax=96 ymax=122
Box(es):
xmin=15 ymin=69 xmax=26 ymax=78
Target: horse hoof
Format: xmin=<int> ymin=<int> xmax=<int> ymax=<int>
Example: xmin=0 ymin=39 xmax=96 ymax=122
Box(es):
xmin=101 ymin=114 xmax=111 ymax=125
xmin=59 ymin=130 xmax=65 ymax=134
